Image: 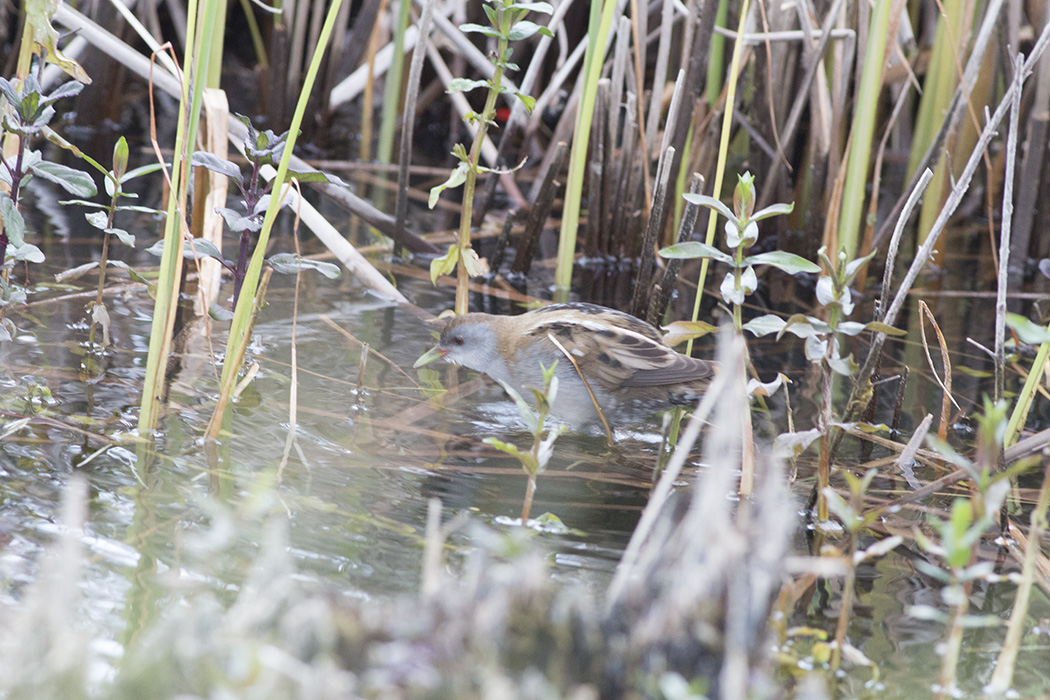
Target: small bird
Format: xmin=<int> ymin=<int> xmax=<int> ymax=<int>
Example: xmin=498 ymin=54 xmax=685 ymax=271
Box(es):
xmin=414 ymin=303 xmax=713 ymax=429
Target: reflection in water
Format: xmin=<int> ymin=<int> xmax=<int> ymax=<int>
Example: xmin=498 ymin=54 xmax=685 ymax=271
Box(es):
xmin=2 ymin=250 xmax=1049 ymax=697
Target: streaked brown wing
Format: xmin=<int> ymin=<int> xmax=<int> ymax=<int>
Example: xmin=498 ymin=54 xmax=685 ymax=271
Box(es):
xmin=618 ymin=352 xmax=713 ymax=387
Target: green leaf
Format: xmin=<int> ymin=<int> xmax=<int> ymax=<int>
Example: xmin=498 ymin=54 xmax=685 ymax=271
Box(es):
xmin=844 ymin=248 xmax=879 ymax=283
xmin=494 ymin=379 xmax=541 ymax=434
xmin=106 ymin=227 xmax=135 ymax=247
xmin=11 ymin=242 xmax=44 ymax=263
xmin=515 ymin=93 xmax=536 ymax=113
xmin=682 ymin=193 xmax=736 ymax=223
xmin=781 ymin=313 xmax=829 ymax=338
xmin=191 ymin=151 xmax=242 ymax=180
xmin=1006 ymin=313 xmax=1050 ymax=344
xmin=146 ymin=237 xmax=227 ymax=264
xmin=106 ymin=260 xmax=154 ymax=287
xmin=507 ymin=20 xmax=545 ymax=40
xmin=286 ymin=168 xmax=351 ymax=188
xmin=429 ymin=246 xmax=459 ymax=283
xmin=741 ymin=314 xmax=786 ymax=337
xmin=773 ymin=428 xmax=821 ymax=459
xmin=823 ymin=488 xmax=857 ymax=527
xmin=0 ymin=197 xmax=26 ymax=247
xmin=112 ymin=136 xmax=129 ymax=180
xmin=863 ymin=321 xmax=907 ymax=336
xmin=460 ymin=22 xmax=502 ymax=37
xmin=268 ymin=253 xmax=341 ymax=279
xmin=428 ymin=162 xmax=470 ymax=208
xmin=747 ymin=373 xmax=785 ymax=397
xmin=448 ymin=78 xmax=490 ymax=94
xmin=54 ymin=261 xmax=100 ymax=282
xmin=744 ymin=250 xmax=819 ymax=274
xmin=662 ymin=320 xmax=717 ymax=345
xmin=59 ymin=199 xmax=104 ymax=209
xmin=720 ymin=271 xmax=744 ymax=305
xmin=84 ymin=211 xmax=109 ymax=230
xmin=827 ymin=353 xmax=857 ymax=376
xmin=30 ymin=161 xmax=96 ymax=197
xmin=483 ymin=4 xmax=498 ymax=26
xmin=836 ymin=321 xmax=867 ymax=336
xmin=658 ymin=241 xmax=733 ymax=264
xmin=460 ymin=247 xmax=486 ymax=277
xmin=216 ymin=207 xmax=259 ymax=234
xmin=208 ymin=302 xmax=235 ymax=321
xmin=484 ymin=436 xmax=525 ymax=460
xmin=804 ymin=335 xmax=827 ymax=361
xmin=121 ymin=162 xmax=164 ymax=183
xmin=750 ymin=201 xmax=794 ymax=221
xmin=508 ymin=2 xmax=553 ymax=13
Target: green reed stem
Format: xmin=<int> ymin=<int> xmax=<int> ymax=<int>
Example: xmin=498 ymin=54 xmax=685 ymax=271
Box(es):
xmin=375 ymin=0 xmax=412 ymax=218
xmin=554 ymin=0 xmax=616 ymax=296
xmin=836 ymin=0 xmax=890 ymax=257
xmin=138 ymin=0 xmax=219 ymax=433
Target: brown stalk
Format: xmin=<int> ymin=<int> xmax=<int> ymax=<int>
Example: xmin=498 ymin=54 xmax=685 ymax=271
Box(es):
xmin=917 ymin=301 xmax=959 ymax=442
xmin=545 ymin=333 xmax=613 ymax=446
xmin=510 ymin=142 xmax=568 ymax=276
xmin=629 ymin=146 xmax=675 ymax=318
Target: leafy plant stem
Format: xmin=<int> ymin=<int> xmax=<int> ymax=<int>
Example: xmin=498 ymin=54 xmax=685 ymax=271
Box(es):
xmin=670 ymin=0 xmax=751 ymax=453
xmin=455 ymin=52 xmax=506 ymax=316
xmin=687 ymin=0 xmax=749 ymax=349
xmin=936 ymin=578 xmax=971 ymax=697
xmin=87 ymin=193 xmax=118 ymax=348
xmin=830 ymin=538 xmax=856 ymax=670
xmin=521 ymin=473 xmax=537 ymax=521
xmin=817 ymin=360 xmax=833 ymax=522
xmin=1 ymin=140 xmax=27 ymax=277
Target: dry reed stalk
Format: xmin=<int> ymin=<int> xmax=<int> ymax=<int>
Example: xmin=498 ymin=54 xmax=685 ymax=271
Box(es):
xmin=842 ymin=24 xmax=1049 ymax=433
xmin=510 ymin=142 xmax=568 ymax=277
xmin=648 ymin=173 xmax=704 ymax=325
xmin=629 ymin=146 xmax=674 ymax=318
xmin=996 ymin=55 xmax=1022 ymax=404
xmin=917 ymin=301 xmax=959 ymax=442
xmin=584 ymin=80 xmax=610 ymax=260
xmin=394 ymin=0 xmax=436 ymax=240
xmin=871 ymin=0 xmax=1005 ymax=251
xmin=609 ymin=95 xmax=639 ymax=258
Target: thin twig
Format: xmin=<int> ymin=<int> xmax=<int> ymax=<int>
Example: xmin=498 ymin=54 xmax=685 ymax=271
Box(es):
xmin=996 ymin=55 xmax=1023 ymax=403
xmin=545 ymin=333 xmax=613 ymax=446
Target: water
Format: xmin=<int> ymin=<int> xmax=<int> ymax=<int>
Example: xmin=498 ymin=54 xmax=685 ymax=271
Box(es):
xmin=2 ymin=222 xmax=1050 ymax=697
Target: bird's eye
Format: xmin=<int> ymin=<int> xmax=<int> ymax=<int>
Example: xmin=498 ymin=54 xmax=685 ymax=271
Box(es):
xmin=453 ymin=335 xmax=465 ymax=346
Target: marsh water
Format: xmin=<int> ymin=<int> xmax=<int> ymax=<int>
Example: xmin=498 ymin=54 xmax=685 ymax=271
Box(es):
xmin=2 ymin=208 xmax=1050 ymax=697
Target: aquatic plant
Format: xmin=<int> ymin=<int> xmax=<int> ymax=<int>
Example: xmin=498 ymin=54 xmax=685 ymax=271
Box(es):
xmin=659 ymin=171 xmax=812 ymax=493
xmin=152 ymin=115 xmax=342 ymax=315
xmin=659 ymin=172 xmax=810 ymax=333
xmin=59 ymin=136 xmax=163 ymax=351
xmin=427 ymin=0 xmax=552 ymax=315
xmin=0 ymin=57 xmax=96 ymax=340
xmin=747 ymin=247 xmax=905 ymax=521
xmin=483 ymin=360 xmax=564 ymax=522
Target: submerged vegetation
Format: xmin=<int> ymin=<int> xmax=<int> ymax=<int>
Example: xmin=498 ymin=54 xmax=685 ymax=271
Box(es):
xmin=2 ymin=0 xmax=1050 ymax=698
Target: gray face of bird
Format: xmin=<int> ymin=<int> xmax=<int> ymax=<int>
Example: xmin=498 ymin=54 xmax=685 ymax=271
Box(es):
xmin=438 ymin=320 xmax=499 ymax=373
